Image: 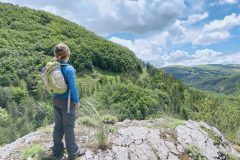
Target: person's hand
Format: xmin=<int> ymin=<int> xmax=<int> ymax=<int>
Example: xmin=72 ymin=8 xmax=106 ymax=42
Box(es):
xmin=76 ymin=102 xmax=81 ymax=107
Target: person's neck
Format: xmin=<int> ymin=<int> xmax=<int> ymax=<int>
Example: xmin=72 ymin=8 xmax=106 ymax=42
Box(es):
xmin=62 ymin=60 xmax=68 ymax=63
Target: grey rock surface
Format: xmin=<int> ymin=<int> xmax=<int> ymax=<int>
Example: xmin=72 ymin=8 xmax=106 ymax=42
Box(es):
xmin=0 ymin=131 xmax=45 ymax=160
xmin=0 ymin=119 xmax=239 ymax=160
xmin=80 ymin=119 xmax=239 ymax=160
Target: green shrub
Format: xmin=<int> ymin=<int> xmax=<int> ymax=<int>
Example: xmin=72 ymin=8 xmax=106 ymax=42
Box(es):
xmin=200 ymin=125 xmax=221 ymax=145
xmin=101 ymin=114 xmax=118 ymax=124
xmin=21 ymin=144 xmax=45 ymax=160
xmin=77 ymin=116 xmax=98 ymax=127
xmin=226 ymin=153 xmax=238 ymax=160
xmin=234 ymin=128 xmax=240 ymax=145
xmin=168 ymin=119 xmax=184 ymax=129
xmin=186 ymin=145 xmax=207 ymax=160
xmin=0 ymin=108 xmax=9 ymax=127
xmin=99 ymin=83 xmax=159 ymax=120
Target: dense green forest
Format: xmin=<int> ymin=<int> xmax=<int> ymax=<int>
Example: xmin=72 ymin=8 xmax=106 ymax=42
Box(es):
xmin=162 ymin=64 xmax=240 ymax=95
xmin=0 ymin=3 xmax=239 ymax=147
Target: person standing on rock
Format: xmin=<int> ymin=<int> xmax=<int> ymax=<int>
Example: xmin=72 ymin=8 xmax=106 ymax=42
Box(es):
xmin=51 ymin=43 xmax=86 ymax=160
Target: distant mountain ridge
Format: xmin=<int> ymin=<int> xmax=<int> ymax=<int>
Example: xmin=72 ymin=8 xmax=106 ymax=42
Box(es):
xmin=162 ymin=64 xmax=240 ymax=94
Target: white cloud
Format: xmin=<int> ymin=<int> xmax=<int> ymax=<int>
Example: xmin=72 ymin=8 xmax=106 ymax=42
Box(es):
xmin=147 ymin=13 xmax=240 ymax=47
xmin=203 ymin=13 xmax=240 ymax=32
xmin=210 ymin=0 xmax=238 ymax=6
xmin=220 ymin=0 xmax=238 ymax=4
xmin=173 ymin=49 xmax=240 ymax=66
xmin=1 ymin=0 xmax=185 ymax=34
xmin=165 ymin=50 xmax=190 ymax=63
xmin=193 ymin=31 xmax=231 ymax=45
xmin=109 ymin=12 xmax=240 ymax=65
xmin=110 ymin=37 xmax=164 ymax=65
xmin=183 ymin=12 xmax=208 ymax=25
xmin=146 ymin=12 xmax=208 ymax=48
xmin=109 ymin=12 xmax=213 ymax=66
xmin=186 ymin=0 xmax=205 ymax=13
xmin=112 ymin=12 xmax=240 ymax=47
xmin=110 ymin=37 xmax=240 ymax=67
xmin=166 ymin=49 xmax=240 ymax=66
xmin=224 ymin=0 xmax=237 ymax=3
xmin=193 ymin=49 xmax=223 ymax=57
xmin=193 ymin=13 xmax=240 ymax=45
xmin=160 ymin=49 xmax=235 ymax=66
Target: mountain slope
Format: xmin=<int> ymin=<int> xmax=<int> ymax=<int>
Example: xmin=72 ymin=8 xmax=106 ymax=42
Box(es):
xmin=0 ymin=3 xmax=142 ymax=74
xmin=162 ymin=64 xmax=240 ymax=94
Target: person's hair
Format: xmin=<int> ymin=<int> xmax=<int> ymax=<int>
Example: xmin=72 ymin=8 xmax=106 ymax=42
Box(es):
xmin=54 ymin=43 xmax=71 ymax=62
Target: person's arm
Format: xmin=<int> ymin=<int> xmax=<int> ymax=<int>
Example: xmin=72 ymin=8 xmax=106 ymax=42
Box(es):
xmin=67 ymin=66 xmax=80 ymax=104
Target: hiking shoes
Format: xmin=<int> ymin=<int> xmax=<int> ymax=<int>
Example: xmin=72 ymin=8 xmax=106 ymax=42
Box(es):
xmin=43 ymin=153 xmax=64 ymax=160
xmin=67 ymin=148 xmax=86 ymax=160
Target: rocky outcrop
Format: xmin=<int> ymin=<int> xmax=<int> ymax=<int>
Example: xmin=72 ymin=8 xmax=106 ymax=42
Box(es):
xmin=0 ymin=131 xmax=49 ymax=160
xmin=176 ymin=121 xmax=237 ymax=160
xmin=82 ymin=119 xmax=239 ymax=160
xmin=0 ymin=118 xmax=239 ymax=160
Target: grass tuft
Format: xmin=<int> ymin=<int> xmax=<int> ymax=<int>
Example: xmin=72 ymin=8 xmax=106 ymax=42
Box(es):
xmin=168 ymin=119 xmax=184 ymax=129
xmin=101 ymin=114 xmax=118 ymax=124
xmin=21 ymin=144 xmax=45 ymax=160
xmin=97 ymin=127 xmax=108 ymax=150
xmin=77 ymin=116 xmax=98 ymax=127
xmin=186 ymin=145 xmax=207 ymax=160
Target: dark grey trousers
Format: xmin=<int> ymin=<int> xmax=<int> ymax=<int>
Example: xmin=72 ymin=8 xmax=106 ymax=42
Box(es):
xmin=52 ymin=97 xmax=79 ymax=157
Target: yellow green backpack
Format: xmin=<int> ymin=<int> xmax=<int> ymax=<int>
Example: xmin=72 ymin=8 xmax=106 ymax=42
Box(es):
xmin=42 ymin=61 xmax=68 ymax=94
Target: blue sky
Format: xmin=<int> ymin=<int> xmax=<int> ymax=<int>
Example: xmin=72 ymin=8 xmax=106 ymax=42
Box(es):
xmin=1 ymin=0 xmax=240 ymax=67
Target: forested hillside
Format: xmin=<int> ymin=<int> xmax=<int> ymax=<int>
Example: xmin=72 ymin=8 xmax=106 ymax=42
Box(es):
xmin=162 ymin=64 xmax=240 ymax=94
xmin=0 ymin=3 xmax=239 ymax=148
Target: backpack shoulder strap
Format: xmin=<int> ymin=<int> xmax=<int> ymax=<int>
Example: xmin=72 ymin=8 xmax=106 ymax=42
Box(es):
xmin=67 ymin=89 xmax=71 ymax=113
xmin=60 ymin=63 xmax=69 ymax=66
